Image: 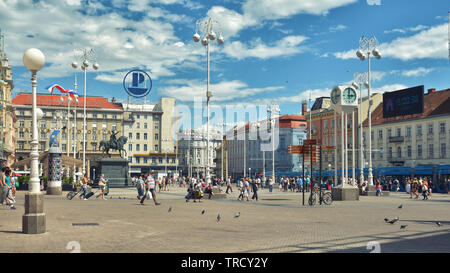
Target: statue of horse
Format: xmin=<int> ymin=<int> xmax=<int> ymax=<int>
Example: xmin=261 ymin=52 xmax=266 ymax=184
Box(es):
xmin=100 ymin=136 xmax=128 ymax=158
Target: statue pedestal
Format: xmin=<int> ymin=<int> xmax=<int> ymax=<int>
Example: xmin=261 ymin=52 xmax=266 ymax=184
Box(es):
xmin=331 ymin=183 xmax=359 ymax=201
xmin=99 ymin=158 xmax=130 ymax=188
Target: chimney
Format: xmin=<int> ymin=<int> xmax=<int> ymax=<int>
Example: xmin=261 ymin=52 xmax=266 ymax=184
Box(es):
xmin=302 ymin=103 xmax=307 ymax=115
xmin=428 ymin=88 xmax=436 ymax=94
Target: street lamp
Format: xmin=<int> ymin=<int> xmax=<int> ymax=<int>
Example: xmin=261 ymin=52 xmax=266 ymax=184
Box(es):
xmin=22 ymin=48 xmax=46 ymax=234
xmin=193 ymin=17 xmax=224 ymax=184
xmin=267 ymin=103 xmax=280 ymax=185
xmin=356 ymin=35 xmax=381 ymax=186
xmin=217 ymin=120 xmax=233 ymax=181
xmin=72 ymin=49 xmax=99 ymax=176
xmin=352 ymin=72 xmax=368 ymax=184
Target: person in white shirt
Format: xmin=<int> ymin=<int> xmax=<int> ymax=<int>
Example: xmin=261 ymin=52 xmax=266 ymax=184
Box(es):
xmin=140 ymin=171 xmax=161 ymax=206
xmin=226 ymin=176 xmax=232 ymax=194
xmin=269 ymin=175 xmax=274 ymax=193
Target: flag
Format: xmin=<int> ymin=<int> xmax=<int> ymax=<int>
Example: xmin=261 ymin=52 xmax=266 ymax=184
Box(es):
xmin=46 ymin=84 xmax=71 ymax=95
xmin=68 ymin=90 xmax=79 ymax=100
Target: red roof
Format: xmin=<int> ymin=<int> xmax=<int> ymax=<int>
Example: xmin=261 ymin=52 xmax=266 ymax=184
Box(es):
xmin=12 ymin=93 xmax=123 ymax=110
xmin=364 ymin=88 xmax=450 ymax=126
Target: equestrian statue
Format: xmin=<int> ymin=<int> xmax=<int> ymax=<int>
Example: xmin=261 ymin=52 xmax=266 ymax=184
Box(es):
xmin=99 ymin=130 xmax=128 ymax=158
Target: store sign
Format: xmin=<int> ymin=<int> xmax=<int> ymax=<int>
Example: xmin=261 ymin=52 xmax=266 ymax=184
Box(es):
xmin=383 ymin=85 xmax=424 ymax=118
xmin=123 ymin=70 xmax=152 ymax=98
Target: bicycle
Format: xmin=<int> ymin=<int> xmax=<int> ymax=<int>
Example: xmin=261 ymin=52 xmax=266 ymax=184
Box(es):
xmin=308 ymin=189 xmax=333 ymax=206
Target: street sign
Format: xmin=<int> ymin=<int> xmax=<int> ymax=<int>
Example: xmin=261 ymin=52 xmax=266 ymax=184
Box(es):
xmin=123 ymin=69 xmax=153 ymax=98
xmin=304 ymin=139 xmax=317 ymax=145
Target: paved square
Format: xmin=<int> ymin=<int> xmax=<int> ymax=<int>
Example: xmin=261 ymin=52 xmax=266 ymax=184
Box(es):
xmin=1 ymin=186 xmax=450 ymax=253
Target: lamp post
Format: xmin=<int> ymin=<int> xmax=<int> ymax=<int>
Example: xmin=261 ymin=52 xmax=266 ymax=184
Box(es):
xmin=193 ymin=17 xmax=224 ymax=184
xmin=22 ymin=48 xmax=46 ymax=234
xmin=352 ymin=72 xmax=368 ymax=184
xmin=356 ymin=35 xmax=381 ymax=186
xmin=267 ymin=104 xmax=280 ymax=185
xmin=72 ymin=49 xmax=99 ymax=177
xmin=217 ymin=120 xmax=232 ymax=181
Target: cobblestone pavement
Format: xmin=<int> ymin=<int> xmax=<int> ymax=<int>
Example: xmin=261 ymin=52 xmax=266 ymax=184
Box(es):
xmin=1 ymin=185 xmax=450 ymax=253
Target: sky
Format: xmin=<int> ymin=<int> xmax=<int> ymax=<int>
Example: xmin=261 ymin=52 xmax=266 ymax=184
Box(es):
xmin=0 ymin=0 xmax=449 ymax=130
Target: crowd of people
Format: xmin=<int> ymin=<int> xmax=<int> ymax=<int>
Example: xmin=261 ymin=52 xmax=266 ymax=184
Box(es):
xmin=0 ymin=166 xmax=17 ymax=210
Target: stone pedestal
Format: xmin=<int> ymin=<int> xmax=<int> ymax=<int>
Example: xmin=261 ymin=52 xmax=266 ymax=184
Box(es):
xmin=46 ymin=186 xmax=62 ymax=195
xmin=331 ymin=184 xmax=359 ymax=201
xmin=23 ymin=192 xmax=46 ymax=234
xmin=99 ymin=158 xmax=130 ymax=188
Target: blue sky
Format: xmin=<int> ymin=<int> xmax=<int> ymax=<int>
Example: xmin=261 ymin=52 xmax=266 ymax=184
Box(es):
xmin=1 ymin=0 xmax=449 ymax=129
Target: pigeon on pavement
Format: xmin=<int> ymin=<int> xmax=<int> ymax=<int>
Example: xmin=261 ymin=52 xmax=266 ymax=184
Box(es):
xmin=436 ymin=222 xmax=442 ymax=227
xmin=388 ymin=217 xmax=399 ymax=224
xmin=234 ymin=212 xmax=240 ymax=218
xmin=201 ymin=210 xmax=206 ymax=215
xmin=384 ymin=218 xmax=389 ymax=222
xmin=398 ymin=204 xmax=403 ymax=209
xmin=217 ymin=214 xmax=221 ymax=222
xmin=400 ymin=225 xmax=408 ymax=229
xmin=168 ymin=207 xmax=172 ymax=213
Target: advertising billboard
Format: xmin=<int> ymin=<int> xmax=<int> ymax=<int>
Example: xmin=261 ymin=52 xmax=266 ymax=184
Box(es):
xmin=383 ymin=85 xmax=424 ymax=118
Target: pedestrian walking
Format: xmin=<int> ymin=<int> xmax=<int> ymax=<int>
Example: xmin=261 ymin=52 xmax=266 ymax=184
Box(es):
xmin=2 ymin=168 xmax=16 ymax=209
xmin=96 ymin=174 xmax=108 ymax=200
xmin=136 ymin=175 xmax=145 ymax=200
xmin=251 ymin=178 xmax=259 ymax=201
xmin=226 ymin=176 xmax=232 ymax=194
xmin=422 ymin=180 xmax=429 ymax=200
xmin=269 ymin=175 xmax=274 ymax=193
xmin=140 ymin=171 xmax=161 ymax=206
xmin=80 ymin=173 xmax=90 ymax=200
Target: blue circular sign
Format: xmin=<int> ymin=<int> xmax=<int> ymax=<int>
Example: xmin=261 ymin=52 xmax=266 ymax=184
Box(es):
xmin=123 ymin=69 xmax=152 ymax=98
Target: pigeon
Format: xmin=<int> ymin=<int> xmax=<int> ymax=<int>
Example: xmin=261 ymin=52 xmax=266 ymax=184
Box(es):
xmin=234 ymin=212 xmax=240 ymax=218
xmin=384 ymin=218 xmax=389 ymax=222
xmin=436 ymin=222 xmax=442 ymax=227
xmin=400 ymin=225 xmax=408 ymax=229
xmin=118 ymin=197 xmax=121 ymax=199
xmin=201 ymin=210 xmax=206 ymax=215
xmin=398 ymin=204 xmax=403 ymax=209
xmin=388 ymin=217 xmax=399 ymax=224
xmin=168 ymin=207 xmax=172 ymax=213
xmin=217 ymin=214 xmax=221 ymax=222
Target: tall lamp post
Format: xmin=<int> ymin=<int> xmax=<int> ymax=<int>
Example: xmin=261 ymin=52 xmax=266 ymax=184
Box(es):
xmin=72 ymin=49 xmax=99 ymax=176
xmin=217 ymin=120 xmax=232 ymax=181
xmin=356 ymin=35 xmax=381 ymax=186
xmin=22 ymin=48 xmax=46 ymax=234
xmin=267 ymin=104 xmax=280 ymax=184
xmin=193 ymin=17 xmax=224 ymax=184
xmin=352 ymin=72 xmax=368 ymax=184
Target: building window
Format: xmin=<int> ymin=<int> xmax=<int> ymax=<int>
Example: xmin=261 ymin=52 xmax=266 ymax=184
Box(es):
xmin=92 ymin=133 xmax=97 ymax=140
xmin=62 ymin=133 xmax=67 ymax=139
xmin=112 ymin=114 xmax=117 ymax=119
xmin=441 ymin=143 xmax=446 ymax=157
xmin=429 ymin=144 xmax=433 ymax=158
xmin=144 ymin=123 xmax=147 ymax=129
xmin=92 ymin=123 xmax=97 ymax=130
xmin=129 ymin=144 xmax=132 ymax=151
xmin=396 ymin=128 xmax=401 ymax=137
xmin=20 ymin=110 xmax=25 ymax=116
xmin=92 ymin=143 xmax=97 ymax=151
xmin=102 ymin=134 xmax=107 ymax=141
xmin=102 ymin=123 xmax=107 ymax=129
xmin=388 ymin=147 xmax=392 ymax=158
xmin=152 ymin=157 xmax=156 ymax=164
xmin=136 ymin=144 xmax=140 ymax=151
xmin=418 ymin=145 xmax=422 ymax=158
xmin=136 ymin=114 xmax=140 ymax=119
xmin=40 ymin=121 xmax=46 ymax=128
xmin=407 ymin=146 xmax=412 ymax=157
xmin=387 ymin=128 xmax=392 ymax=137
xmin=172 ymin=158 xmax=175 ymax=163
xmin=40 ymin=142 xmax=46 ymax=150
xmin=397 ymin=147 xmax=401 ymax=158
xmin=155 ymin=124 xmax=159 ymax=130
xmin=93 ymin=113 xmax=98 ymax=118
xmin=324 ymin=120 xmax=328 ymax=130
xmin=41 ymin=132 xmax=46 ymax=139
xmin=129 ymin=133 xmax=132 ymax=139
xmin=112 ymin=124 xmax=117 ymax=131
xmin=428 ymin=124 xmax=433 ymax=134
xmin=19 ymin=120 xmax=25 ymax=127
xmin=18 ymin=142 xmax=24 ymax=149
xmin=136 ymin=133 xmax=140 ymax=140
xmin=371 ymin=130 xmax=374 ymax=140
xmin=143 ymin=157 xmax=147 ymax=164
xmin=378 ymin=130 xmax=383 ymax=139
xmin=136 ymin=157 xmax=140 ymax=164
xmin=155 ymin=133 xmax=159 ymax=140
xmin=129 ymin=157 xmax=132 ymax=163
xmin=62 ymin=144 xmax=67 ymax=151
xmin=144 ymin=133 xmax=147 ymax=140
xmin=406 ymin=127 xmax=411 ymax=137
xmin=417 ymin=125 xmax=422 ymax=136
xmin=159 ymin=157 xmax=163 ymax=164
xmin=144 ymin=144 xmax=147 ymax=151
xmin=440 ymin=122 xmax=446 ymax=134
xmin=19 ymin=132 xmax=24 ymax=138
xmin=155 ymin=145 xmax=158 ymax=152
xmin=137 ymin=122 xmax=140 ymax=129
xmin=103 ymin=114 xmax=107 ymax=119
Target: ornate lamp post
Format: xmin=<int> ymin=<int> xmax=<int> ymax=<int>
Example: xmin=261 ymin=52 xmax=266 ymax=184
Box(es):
xmin=352 ymin=72 xmax=368 ymax=184
xmin=267 ymin=104 xmax=280 ymax=184
xmin=356 ymin=35 xmax=381 ymax=186
xmin=72 ymin=49 xmax=99 ymax=176
xmin=22 ymin=48 xmax=46 ymax=234
xmin=193 ymin=17 xmax=224 ymax=184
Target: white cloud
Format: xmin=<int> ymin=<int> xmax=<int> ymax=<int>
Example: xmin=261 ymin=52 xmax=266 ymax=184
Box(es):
xmin=334 ymin=23 xmax=448 ymax=61
xmin=223 ymin=35 xmax=308 ymax=60
xmin=384 ymin=24 xmax=429 ymax=34
xmin=401 ymin=67 xmax=435 ymax=77
xmin=161 ymin=79 xmax=284 ymax=102
xmin=371 ymin=84 xmax=408 ymax=94
xmin=329 ymin=24 xmax=347 ymax=32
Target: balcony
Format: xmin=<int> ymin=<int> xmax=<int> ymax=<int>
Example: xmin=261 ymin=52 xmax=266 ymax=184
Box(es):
xmin=389 ymin=136 xmax=404 ymax=143
xmin=387 ymin=156 xmax=406 ymax=165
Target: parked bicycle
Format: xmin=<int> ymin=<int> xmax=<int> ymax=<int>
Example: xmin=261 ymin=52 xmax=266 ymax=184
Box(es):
xmin=308 ymin=189 xmax=333 ymax=206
